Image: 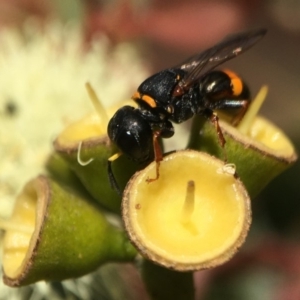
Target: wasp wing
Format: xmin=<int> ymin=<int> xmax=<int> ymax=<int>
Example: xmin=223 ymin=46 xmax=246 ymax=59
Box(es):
xmin=177 ymin=29 xmax=266 ymax=90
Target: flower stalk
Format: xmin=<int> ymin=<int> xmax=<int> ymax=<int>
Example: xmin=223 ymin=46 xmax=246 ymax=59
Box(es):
xmin=141 ymin=259 xmax=195 ymax=300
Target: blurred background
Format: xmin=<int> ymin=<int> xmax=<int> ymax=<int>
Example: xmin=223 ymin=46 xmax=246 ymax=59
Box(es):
xmin=0 ymin=0 xmax=300 ymax=299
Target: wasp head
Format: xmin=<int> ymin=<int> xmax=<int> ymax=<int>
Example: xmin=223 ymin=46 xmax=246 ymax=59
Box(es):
xmin=107 ymin=106 xmax=154 ymax=163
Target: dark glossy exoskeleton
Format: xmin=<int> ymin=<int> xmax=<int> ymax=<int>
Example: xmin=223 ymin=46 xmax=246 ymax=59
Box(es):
xmin=108 ymin=29 xmax=266 ymax=193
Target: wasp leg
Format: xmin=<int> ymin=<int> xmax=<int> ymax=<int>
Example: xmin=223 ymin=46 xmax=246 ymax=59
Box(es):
xmin=146 ymin=131 xmax=163 ymax=183
xmin=209 ymin=113 xmax=226 ymax=147
xmin=107 ymin=152 xmax=122 ymax=196
xmin=209 ymin=113 xmax=228 ymax=162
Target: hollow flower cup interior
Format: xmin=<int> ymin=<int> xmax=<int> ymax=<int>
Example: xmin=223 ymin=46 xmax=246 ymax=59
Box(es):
xmin=122 ymin=150 xmax=251 ymax=271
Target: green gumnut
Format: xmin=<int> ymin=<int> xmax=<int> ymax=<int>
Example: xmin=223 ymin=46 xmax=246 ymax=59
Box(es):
xmin=46 ymin=152 xmax=89 ymax=193
xmin=2 ymin=175 xmax=136 ymax=287
xmin=53 ymin=136 xmax=139 ymax=213
xmin=188 ymin=116 xmax=297 ymax=197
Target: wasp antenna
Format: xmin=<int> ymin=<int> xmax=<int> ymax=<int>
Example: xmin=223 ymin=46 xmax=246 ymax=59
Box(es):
xmin=85 ymin=82 xmax=109 ymax=131
xmin=107 ymin=153 xmax=123 ymax=196
xmin=77 ymin=141 xmax=94 ymax=166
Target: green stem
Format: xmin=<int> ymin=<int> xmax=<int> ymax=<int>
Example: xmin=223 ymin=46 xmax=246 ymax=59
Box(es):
xmin=106 ymin=227 xmax=137 ymax=262
xmin=141 ymin=259 xmax=195 ymax=300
